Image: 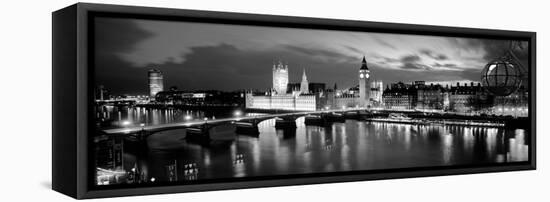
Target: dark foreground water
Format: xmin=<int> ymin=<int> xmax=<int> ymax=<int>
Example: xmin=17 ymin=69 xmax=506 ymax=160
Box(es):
xmin=94 ymin=107 xmax=529 ymax=185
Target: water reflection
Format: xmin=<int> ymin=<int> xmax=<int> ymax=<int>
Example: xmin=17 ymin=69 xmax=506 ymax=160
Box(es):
xmin=95 ymin=107 xmax=530 ymax=185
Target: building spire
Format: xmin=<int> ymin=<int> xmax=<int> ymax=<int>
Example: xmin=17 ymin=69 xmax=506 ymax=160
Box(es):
xmin=300 ymin=68 xmax=309 ymax=94
xmin=360 ymin=56 xmax=369 ymax=70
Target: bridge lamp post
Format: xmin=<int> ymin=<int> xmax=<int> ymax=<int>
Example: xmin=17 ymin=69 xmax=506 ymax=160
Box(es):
xmin=234 ymin=110 xmax=243 ymax=117
xmin=121 ymin=120 xmax=132 ymax=126
xmin=139 ymin=123 xmax=145 ymax=130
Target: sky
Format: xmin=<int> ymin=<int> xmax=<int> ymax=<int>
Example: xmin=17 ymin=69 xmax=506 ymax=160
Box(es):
xmin=94 ymin=17 xmax=529 ymax=95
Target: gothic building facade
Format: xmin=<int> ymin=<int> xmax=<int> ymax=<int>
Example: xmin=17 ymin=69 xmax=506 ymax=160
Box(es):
xmin=272 ymin=61 xmax=289 ymax=95
xmin=246 ymin=57 xmax=373 ymax=111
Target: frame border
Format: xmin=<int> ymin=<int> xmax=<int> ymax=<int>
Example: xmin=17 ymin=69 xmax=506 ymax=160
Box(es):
xmin=54 ymin=2 xmax=536 ymax=199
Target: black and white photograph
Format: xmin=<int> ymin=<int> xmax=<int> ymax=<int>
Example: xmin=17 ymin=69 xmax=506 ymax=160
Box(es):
xmin=92 ymin=15 xmax=531 ymax=187
xmin=4 ymin=0 xmax=550 ymax=201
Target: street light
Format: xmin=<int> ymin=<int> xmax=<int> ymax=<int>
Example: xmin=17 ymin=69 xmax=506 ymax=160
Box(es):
xmin=234 ymin=110 xmax=243 ymax=117
xmin=121 ymin=120 xmax=132 ymax=126
xmin=184 ymin=115 xmax=192 ymax=121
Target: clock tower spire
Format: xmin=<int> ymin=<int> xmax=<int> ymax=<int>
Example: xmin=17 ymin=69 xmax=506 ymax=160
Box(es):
xmin=358 ymin=56 xmax=371 ymax=108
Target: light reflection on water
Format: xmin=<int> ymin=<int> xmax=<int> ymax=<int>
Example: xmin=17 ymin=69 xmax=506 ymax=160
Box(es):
xmin=95 ymin=108 xmax=529 ymax=185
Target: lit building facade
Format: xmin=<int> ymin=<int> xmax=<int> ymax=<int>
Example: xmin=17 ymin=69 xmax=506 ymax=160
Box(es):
xmin=325 ymin=57 xmax=373 ymax=110
xmin=448 ymin=82 xmax=492 ymax=114
xmin=380 ymin=80 xmax=528 ymax=117
xmin=491 ymin=85 xmax=529 ymax=117
xmin=247 ymin=61 xmax=319 ymax=111
xmin=382 ymin=82 xmax=417 ymax=110
xmin=369 ymin=80 xmax=383 ymax=108
xmin=246 ymin=57 xmax=373 ymax=111
xmin=333 ymin=94 xmax=360 ymax=109
xmin=272 ymin=61 xmax=289 ymax=95
xmin=245 ymin=93 xmax=318 ymax=111
xmin=416 ymin=82 xmax=445 ymax=111
xmin=148 ymin=69 xmax=164 ymax=98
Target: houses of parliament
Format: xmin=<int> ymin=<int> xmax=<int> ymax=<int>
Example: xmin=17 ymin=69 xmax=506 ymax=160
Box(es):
xmin=245 ymin=57 xmax=382 ymax=111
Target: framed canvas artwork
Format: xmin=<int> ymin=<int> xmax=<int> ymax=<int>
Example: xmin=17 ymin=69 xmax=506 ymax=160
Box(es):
xmin=52 ymin=3 xmax=536 ymax=199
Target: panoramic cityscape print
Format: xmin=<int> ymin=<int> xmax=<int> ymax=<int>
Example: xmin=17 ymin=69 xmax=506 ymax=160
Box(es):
xmin=93 ymin=17 xmax=530 ymax=186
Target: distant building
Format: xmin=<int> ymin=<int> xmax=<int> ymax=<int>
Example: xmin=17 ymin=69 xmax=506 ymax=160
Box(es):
xmin=416 ymin=83 xmax=445 ymax=111
xmin=448 ymin=82 xmax=492 ymax=115
xmin=155 ymin=91 xmax=207 ymax=105
xmin=383 ymin=81 xmax=492 ymax=113
xmin=308 ymin=83 xmax=326 ymax=93
xmin=332 ymin=93 xmax=360 ymax=109
xmin=370 ymin=80 xmax=383 ymax=108
xmin=155 ymin=90 xmax=244 ymax=107
xmin=383 ymin=82 xmax=417 ymax=110
xmin=491 ymin=85 xmax=528 ymax=117
xmin=148 ymin=69 xmax=164 ymax=98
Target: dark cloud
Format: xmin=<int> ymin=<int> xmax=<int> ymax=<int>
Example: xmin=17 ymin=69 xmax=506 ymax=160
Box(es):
xmin=397 ymin=54 xmax=430 ymax=70
xmin=419 ymin=49 xmax=448 ymax=60
xmin=480 ymin=40 xmax=528 ymax=65
xmin=448 ymin=38 xmax=528 ymax=66
xmin=95 ymin=18 xmax=154 ymax=55
xmin=400 ymin=63 xmax=431 ymax=70
xmin=94 ymin=17 xmax=155 ymax=95
xmin=400 ymin=55 xmax=421 ymax=63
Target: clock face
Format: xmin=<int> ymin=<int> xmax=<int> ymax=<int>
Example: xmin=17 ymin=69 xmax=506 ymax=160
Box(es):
xmin=359 ymin=73 xmax=364 ymax=79
xmin=365 ymin=73 xmax=370 ymax=79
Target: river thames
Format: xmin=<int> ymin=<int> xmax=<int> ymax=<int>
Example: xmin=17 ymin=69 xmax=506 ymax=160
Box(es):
xmin=95 ymin=106 xmax=529 ymax=185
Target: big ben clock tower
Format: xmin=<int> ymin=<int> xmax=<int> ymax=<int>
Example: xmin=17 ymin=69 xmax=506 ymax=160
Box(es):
xmin=358 ymin=56 xmax=370 ymax=108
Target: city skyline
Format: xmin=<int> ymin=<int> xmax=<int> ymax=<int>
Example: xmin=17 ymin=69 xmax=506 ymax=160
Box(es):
xmin=95 ymin=17 xmax=528 ymax=95
xmin=90 ymin=15 xmax=532 ymax=187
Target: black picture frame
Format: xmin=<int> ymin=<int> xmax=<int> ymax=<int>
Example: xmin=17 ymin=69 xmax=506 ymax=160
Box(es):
xmin=52 ymin=3 xmax=536 ymax=199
